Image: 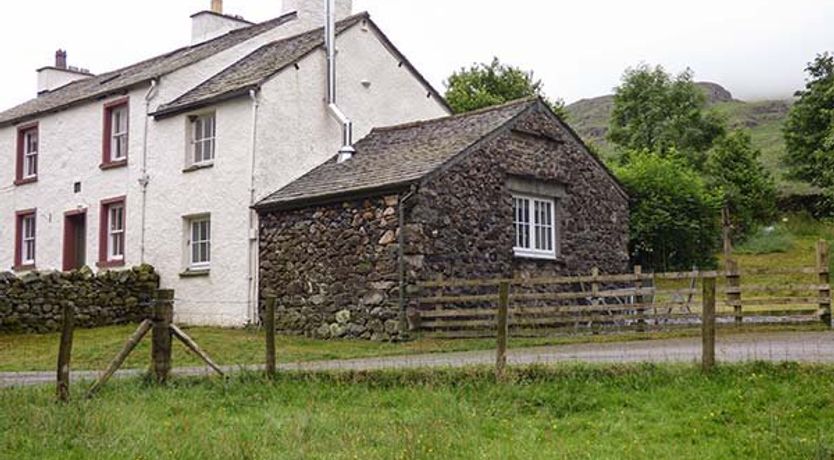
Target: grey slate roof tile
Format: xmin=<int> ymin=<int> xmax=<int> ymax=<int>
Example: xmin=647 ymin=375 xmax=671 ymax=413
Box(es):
xmin=256 ymin=98 xmax=538 ymax=210
xmin=0 ymin=12 xmax=297 ymax=127
xmin=153 ymin=13 xmax=368 ymax=117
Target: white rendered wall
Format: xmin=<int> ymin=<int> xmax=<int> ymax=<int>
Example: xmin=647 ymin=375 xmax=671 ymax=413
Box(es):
xmin=0 ymin=18 xmax=448 ymax=327
xmin=37 ymin=68 xmax=92 ymax=95
xmin=0 ymin=87 xmax=147 ymax=275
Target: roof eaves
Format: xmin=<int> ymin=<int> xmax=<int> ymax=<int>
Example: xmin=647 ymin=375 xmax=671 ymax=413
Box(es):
xmin=253 ymin=179 xmax=415 ymax=212
xmin=152 ymin=85 xmax=258 ymax=119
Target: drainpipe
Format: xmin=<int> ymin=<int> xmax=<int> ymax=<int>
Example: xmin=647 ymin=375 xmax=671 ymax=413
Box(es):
xmin=247 ymin=89 xmax=260 ymax=325
xmin=139 ymin=79 xmax=158 ymax=265
xmin=325 ymin=0 xmax=355 ymax=162
xmin=398 ymin=184 xmax=418 ymax=330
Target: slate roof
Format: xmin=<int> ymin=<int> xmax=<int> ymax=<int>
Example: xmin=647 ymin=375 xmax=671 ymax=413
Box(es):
xmin=153 ymin=13 xmax=368 ymax=117
xmin=0 ymin=12 xmax=297 ymax=128
xmin=255 ymin=98 xmax=540 ymax=210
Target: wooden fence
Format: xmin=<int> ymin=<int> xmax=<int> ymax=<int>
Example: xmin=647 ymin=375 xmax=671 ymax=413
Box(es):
xmin=412 ymin=240 xmax=832 ymax=339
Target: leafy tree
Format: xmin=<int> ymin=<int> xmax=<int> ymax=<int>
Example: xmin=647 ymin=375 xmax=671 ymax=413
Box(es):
xmin=705 ymin=131 xmax=777 ymax=239
xmin=444 ymin=57 xmax=566 ymax=117
xmin=616 ymin=151 xmax=723 ymax=271
xmin=784 ymin=52 xmax=834 ymax=191
xmin=609 ymin=65 xmax=725 ymax=169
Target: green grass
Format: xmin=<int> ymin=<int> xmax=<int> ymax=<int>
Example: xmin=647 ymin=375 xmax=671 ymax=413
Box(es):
xmin=735 ymin=225 xmax=796 ymax=255
xmin=1 ymin=363 xmax=833 ymax=459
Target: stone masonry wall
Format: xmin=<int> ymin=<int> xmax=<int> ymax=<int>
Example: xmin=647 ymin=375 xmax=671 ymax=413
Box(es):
xmin=405 ymin=106 xmax=629 ymax=289
xmin=0 ymin=265 xmax=160 ymax=334
xmin=259 ymin=196 xmax=404 ymax=341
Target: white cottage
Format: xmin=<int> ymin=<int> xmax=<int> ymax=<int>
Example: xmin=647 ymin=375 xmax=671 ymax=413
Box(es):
xmin=0 ymin=0 xmax=450 ymax=326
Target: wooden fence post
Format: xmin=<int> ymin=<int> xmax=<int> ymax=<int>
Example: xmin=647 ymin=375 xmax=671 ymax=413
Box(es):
xmin=495 ymin=281 xmax=510 ymax=380
xmin=725 ymin=259 xmax=742 ymax=326
xmin=634 ymin=265 xmax=645 ymax=332
xmin=817 ymin=240 xmax=831 ymax=327
xmin=56 ymin=300 xmax=75 ymax=402
xmin=264 ymin=293 xmax=277 ymax=378
xmin=151 ymin=289 xmax=174 ymax=384
xmin=702 ymin=276 xmax=716 ymax=372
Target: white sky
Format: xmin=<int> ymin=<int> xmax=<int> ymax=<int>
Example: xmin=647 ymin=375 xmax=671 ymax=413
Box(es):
xmin=1 ymin=0 xmax=832 ymax=110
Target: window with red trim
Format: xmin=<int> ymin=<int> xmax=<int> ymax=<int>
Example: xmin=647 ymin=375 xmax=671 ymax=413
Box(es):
xmin=15 ymin=124 xmax=38 ymax=185
xmin=99 ymin=197 xmax=126 ymax=267
xmin=102 ymin=99 xmax=129 ymax=168
xmin=14 ymin=210 xmax=37 ymax=269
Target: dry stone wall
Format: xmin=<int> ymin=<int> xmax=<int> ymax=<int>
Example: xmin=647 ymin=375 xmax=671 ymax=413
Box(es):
xmin=0 ymin=265 xmax=159 ymax=333
xmin=259 ymin=196 xmax=404 ymax=341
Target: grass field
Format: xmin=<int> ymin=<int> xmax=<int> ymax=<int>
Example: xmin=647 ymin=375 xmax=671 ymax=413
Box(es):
xmin=1 ymin=363 xmax=833 ymax=459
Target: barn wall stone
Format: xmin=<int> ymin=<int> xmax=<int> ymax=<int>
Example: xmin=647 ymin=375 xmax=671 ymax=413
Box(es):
xmin=0 ymin=265 xmax=160 ymax=334
xmin=259 ymin=196 xmax=404 ymax=341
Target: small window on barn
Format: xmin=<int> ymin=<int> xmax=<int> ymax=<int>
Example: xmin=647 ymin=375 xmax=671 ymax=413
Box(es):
xmin=512 ymin=194 xmax=557 ymax=259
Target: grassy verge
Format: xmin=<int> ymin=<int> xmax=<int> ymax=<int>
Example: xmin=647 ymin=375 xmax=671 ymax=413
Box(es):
xmin=2 ymin=363 xmax=833 ymax=459
xmin=3 ymin=323 xmax=825 ymax=373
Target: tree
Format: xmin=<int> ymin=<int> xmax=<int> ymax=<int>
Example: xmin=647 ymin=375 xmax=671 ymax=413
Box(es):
xmin=444 ymin=57 xmax=566 ymax=117
xmin=609 ymin=65 xmax=725 ymax=169
xmin=616 ymin=151 xmax=723 ymax=271
xmin=784 ymin=52 xmax=834 ymax=191
xmin=705 ymin=131 xmax=777 ymax=240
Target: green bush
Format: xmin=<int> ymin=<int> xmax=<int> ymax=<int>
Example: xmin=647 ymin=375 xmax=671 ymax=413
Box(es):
xmin=616 ymin=151 xmax=723 ymax=270
xmin=735 ymin=225 xmax=795 ymax=255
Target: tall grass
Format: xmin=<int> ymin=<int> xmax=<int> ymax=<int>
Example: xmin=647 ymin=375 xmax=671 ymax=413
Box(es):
xmin=1 ymin=363 xmax=833 ymax=459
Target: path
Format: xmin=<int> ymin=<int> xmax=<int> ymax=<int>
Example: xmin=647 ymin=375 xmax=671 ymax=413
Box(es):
xmin=2 ymin=331 xmax=833 ymax=388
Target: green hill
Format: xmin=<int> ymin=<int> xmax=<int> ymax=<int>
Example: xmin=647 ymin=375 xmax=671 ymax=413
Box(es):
xmin=566 ymin=83 xmax=812 ymax=195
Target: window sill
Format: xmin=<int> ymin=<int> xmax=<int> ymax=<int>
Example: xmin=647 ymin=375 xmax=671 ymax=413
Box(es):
xmin=180 ymin=269 xmax=210 ymax=278
xmin=183 ymin=163 xmax=214 ymax=173
xmin=97 ymin=260 xmax=126 ymax=269
xmin=13 ymin=264 xmax=36 ymax=272
xmin=14 ymin=177 xmax=37 ymax=186
xmin=513 ymin=250 xmax=562 ymax=262
xmin=100 ymin=159 xmax=128 ymax=170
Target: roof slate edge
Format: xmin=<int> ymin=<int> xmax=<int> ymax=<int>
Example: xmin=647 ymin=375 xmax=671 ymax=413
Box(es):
xmin=0 ymin=11 xmax=298 ymax=128
xmin=253 ymin=180 xmax=415 ymax=212
xmin=152 ymin=12 xmax=370 ymax=118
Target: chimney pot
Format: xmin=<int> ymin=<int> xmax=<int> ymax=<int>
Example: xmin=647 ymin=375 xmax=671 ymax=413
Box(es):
xmin=211 ymin=0 xmax=222 ymax=13
xmin=55 ymin=49 xmax=67 ymax=69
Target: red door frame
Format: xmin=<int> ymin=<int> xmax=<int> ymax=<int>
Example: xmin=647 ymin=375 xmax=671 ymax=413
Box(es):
xmin=63 ymin=209 xmax=87 ymax=271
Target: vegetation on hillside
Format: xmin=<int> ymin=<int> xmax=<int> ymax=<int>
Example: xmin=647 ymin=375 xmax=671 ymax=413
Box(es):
xmin=2 ymin=364 xmax=833 ymax=459
xmin=444 ymin=57 xmax=566 ymax=117
xmin=784 ymin=53 xmax=834 ymax=195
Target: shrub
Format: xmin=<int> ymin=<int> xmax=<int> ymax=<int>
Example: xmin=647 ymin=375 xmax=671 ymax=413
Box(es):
xmin=616 ymin=151 xmax=723 ymax=270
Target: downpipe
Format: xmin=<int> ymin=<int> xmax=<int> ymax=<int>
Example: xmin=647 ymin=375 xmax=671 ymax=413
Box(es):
xmin=247 ymin=89 xmax=260 ymax=325
xmin=139 ymin=79 xmax=158 ymax=264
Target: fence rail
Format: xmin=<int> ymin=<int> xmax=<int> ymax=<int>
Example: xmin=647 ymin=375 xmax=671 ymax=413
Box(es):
xmin=412 ymin=240 xmax=832 ymax=339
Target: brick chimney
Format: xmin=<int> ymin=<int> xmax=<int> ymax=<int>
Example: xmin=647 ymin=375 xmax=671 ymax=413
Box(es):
xmin=191 ymin=0 xmax=252 ymax=45
xmin=37 ymin=50 xmax=93 ymax=95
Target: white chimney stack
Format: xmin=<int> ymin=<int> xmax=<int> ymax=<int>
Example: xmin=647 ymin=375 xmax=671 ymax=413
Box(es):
xmin=191 ymin=1 xmax=252 ymax=45
xmin=282 ymin=0 xmax=352 ymax=27
xmin=37 ymin=50 xmax=93 ymax=95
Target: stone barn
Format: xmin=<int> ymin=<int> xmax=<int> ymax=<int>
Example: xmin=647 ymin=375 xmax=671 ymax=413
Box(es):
xmin=255 ymin=98 xmax=629 ymax=340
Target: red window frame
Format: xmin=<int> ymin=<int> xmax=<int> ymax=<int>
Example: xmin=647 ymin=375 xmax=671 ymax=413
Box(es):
xmin=14 ymin=208 xmax=37 ymax=270
xmin=101 ymin=98 xmax=129 ymax=170
xmin=98 ymin=196 xmax=127 ymax=268
xmin=15 ymin=122 xmax=38 ymax=185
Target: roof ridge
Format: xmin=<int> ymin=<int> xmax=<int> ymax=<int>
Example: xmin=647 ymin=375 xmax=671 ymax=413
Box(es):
xmin=370 ymin=97 xmax=539 ymax=133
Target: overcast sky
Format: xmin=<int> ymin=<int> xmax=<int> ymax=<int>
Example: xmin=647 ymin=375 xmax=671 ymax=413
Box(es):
xmin=1 ymin=0 xmax=832 ymax=110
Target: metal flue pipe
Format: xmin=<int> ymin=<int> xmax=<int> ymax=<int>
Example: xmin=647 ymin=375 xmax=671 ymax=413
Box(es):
xmin=325 ymin=0 xmax=355 ymax=162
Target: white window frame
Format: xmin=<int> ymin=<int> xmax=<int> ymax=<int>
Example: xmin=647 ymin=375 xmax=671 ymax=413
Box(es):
xmin=110 ymin=105 xmax=129 ymax=161
xmin=190 ymin=113 xmax=216 ymax=166
xmin=188 ymin=216 xmax=211 ymax=270
xmin=513 ymin=193 xmax=557 ymax=259
xmin=23 ymin=129 xmax=38 ymax=179
xmin=107 ymin=203 xmax=125 ymax=261
xmin=21 ymin=214 xmax=36 ymax=265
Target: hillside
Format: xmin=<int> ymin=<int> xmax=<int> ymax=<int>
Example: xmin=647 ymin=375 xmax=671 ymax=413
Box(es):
xmin=566 ymin=83 xmax=811 ymax=195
